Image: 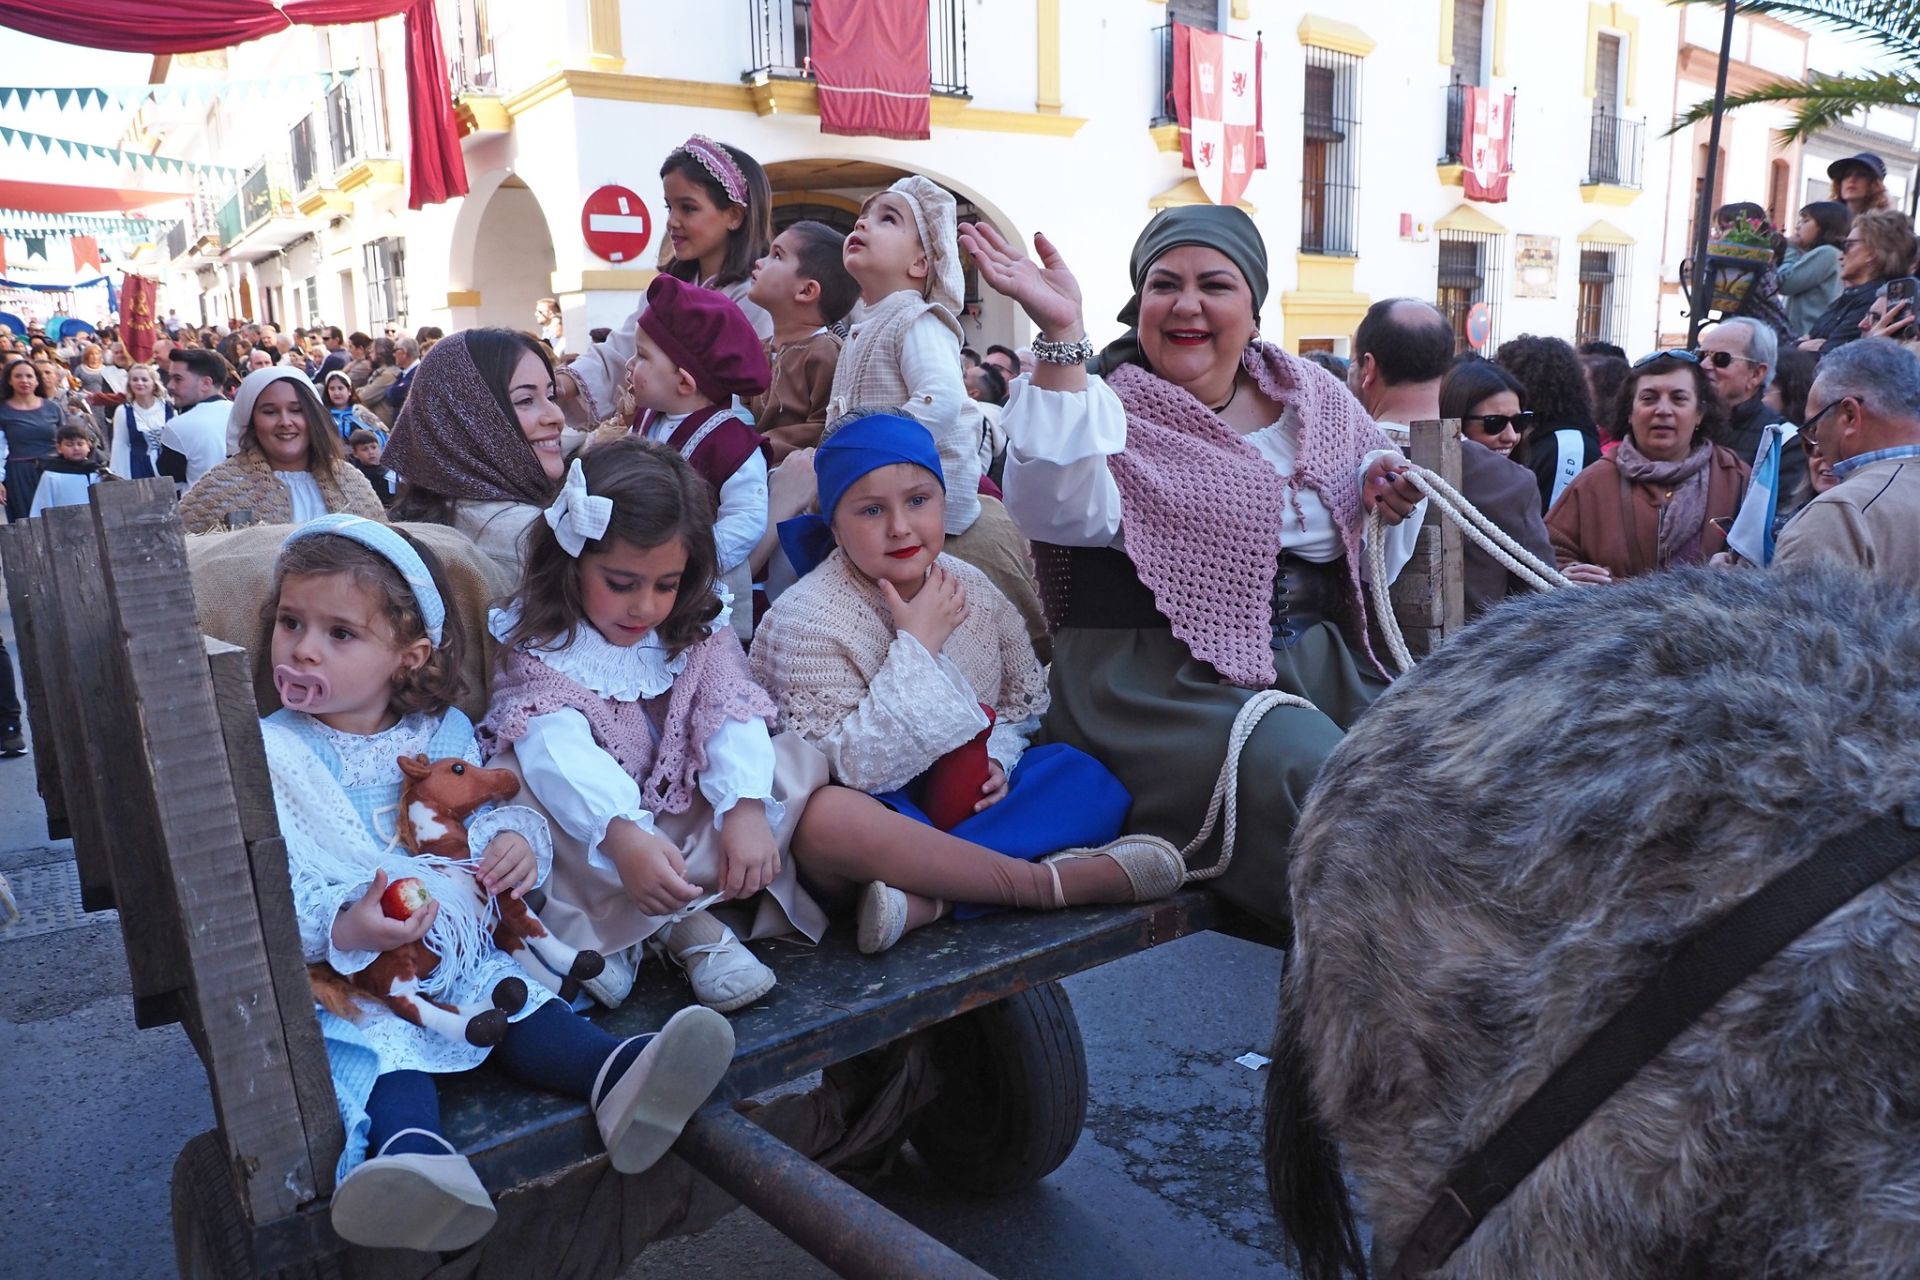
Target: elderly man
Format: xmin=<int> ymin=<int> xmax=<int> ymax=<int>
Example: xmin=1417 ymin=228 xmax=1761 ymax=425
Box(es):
xmin=383 ymin=335 xmax=420 ymax=421
xmin=1701 ymin=317 xmax=1809 ymax=517
xmin=1774 ymin=337 xmax=1920 ymax=587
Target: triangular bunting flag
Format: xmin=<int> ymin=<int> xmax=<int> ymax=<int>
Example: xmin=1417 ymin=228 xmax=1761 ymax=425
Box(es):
xmin=52 ymin=87 xmax=71 ymax=109
xmin=72 ymin=235 xmax=101 ymax=272
xmin=24 ymin=236 xmax=44 ymax=260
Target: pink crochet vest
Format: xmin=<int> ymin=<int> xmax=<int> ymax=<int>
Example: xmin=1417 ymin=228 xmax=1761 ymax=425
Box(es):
xmin=478 ymin=628 xmax=776 ymax=815
xmin=1039 ymin=343 xmax=1393 ymax=687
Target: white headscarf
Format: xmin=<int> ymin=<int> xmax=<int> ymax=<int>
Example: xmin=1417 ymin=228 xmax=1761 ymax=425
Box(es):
xmin=227 ymin=364 xmax=322 ymax=455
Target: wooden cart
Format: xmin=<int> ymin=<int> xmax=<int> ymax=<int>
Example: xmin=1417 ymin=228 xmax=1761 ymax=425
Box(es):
xmin=0 ymin=422 xmax=1462 ymax=1280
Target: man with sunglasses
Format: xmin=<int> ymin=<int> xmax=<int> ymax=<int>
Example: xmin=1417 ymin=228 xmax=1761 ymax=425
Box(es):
xmin=1773 ymin=338 xmax=1920 ymax=587
xmin=1699 ymin=318 xmax=1810 ymax=517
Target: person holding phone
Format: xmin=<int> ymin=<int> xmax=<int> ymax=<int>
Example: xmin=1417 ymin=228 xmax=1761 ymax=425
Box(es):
xmin=1800 ymin=209 xmax=1916 ymax=352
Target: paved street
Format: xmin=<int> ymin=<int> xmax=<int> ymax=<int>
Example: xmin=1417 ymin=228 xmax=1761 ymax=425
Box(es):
xmin=0 ymin=591 xmax=1299 ymax=1279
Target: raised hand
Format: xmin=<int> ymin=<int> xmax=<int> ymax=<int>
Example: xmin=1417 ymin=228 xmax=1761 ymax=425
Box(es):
xmin=958 ymin=223 xmax=1085 ymax=340
xmin=881 ymin=564 xmax=970 ymax=656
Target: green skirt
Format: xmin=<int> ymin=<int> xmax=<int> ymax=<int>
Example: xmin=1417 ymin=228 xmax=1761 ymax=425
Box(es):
xmin=1041 ymin=615 xmax=1387 ymax=933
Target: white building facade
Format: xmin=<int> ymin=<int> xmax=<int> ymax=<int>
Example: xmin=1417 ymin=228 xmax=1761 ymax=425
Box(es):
xmin=142 ymin=0 xmax=1690 ymax=360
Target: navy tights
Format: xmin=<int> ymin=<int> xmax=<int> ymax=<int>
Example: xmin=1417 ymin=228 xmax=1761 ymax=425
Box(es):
xmin=365 ymin=1002 xmax=648 ymax=1157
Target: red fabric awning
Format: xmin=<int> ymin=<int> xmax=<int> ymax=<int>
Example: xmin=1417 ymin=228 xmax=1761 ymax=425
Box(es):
xmin=0 ymin=179 xmax=193 ymax=213
xmin=0 ymin=0 xmax=465 ymax=210
xmin=811 ymin=0 xmax=931 ymax=141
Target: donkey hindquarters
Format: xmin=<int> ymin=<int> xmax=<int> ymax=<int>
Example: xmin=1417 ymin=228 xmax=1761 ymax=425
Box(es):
xmin=1267 ymin=567 xmax=1920 ymax=1279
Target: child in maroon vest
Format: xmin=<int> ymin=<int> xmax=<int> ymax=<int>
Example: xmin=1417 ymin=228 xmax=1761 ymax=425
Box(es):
xmin=628 ymin=273 xmax=770 ymax=639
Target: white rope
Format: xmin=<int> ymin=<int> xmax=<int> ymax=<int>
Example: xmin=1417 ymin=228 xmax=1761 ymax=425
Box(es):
xmin=1180 ymin=689 xmax=1315 ymax=885
xmin=1365 ymin=462 xmax=1575 ymax=676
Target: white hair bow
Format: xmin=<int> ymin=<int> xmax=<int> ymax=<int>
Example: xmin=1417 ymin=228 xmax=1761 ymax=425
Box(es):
xmin=543 ymin=458 xmax=613 ymax=557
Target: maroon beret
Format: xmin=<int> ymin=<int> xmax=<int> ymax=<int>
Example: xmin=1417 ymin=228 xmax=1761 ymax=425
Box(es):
xmin=636 ymin=274 xmax=771 ymax=405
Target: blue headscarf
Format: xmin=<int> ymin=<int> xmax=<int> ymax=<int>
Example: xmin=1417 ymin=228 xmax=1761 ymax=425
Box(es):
xmin=777 ymin=413 xmax=946 ymax=577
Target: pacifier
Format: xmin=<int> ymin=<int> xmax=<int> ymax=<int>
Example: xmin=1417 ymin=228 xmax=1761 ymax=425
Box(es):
xmin=273 ymin=664 xmax=332 ymax=710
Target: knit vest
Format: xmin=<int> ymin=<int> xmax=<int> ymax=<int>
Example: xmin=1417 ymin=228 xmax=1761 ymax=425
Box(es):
xmin=825 ymin=289 xmax=962 ymax=424
xmin=478 ymin=627 xmax=776 ymax=816
xmin=176 ymin=446 xmax=386 ymax=535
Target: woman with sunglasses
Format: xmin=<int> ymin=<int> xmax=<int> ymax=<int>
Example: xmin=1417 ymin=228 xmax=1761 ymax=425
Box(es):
xmin=1800 ymin=209 xmax=1916 ymax=352
xmin=1440 ymin=359 xmax=1556 ymax=616
xmin=1546 ymin=351 xmax=1748 ymax=584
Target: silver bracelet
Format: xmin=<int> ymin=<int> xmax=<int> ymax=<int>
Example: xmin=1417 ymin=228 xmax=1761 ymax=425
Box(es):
xmin=1030 ymin=332 xmax=1095 ymax=366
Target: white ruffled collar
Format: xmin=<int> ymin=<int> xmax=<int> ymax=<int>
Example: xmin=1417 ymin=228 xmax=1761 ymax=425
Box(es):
xmin=488 ymin=586 xmax=733 ymax=702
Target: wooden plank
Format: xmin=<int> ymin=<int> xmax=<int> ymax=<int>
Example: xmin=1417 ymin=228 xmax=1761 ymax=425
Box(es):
xmin=44 ymin=503 xmax=198 ymax=1020
xmin=0 ymin=522 xmax=72 ymax=849
xmin=208 ymin=640 xmax=343 ymax=1195
xmin=1386 ymin=420 xmax=1464 ymax=658
xmin=91 ymin=480 xmax=315 ymax=1223
xmin=16 ymin=515 xmax=121 ymax=912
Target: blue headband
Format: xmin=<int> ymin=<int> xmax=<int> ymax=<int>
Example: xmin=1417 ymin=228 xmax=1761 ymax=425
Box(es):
xmin=280 ymin=513 xmax=448 ymax=647
xmin=778 ymin=413 xmax=946 ymax=577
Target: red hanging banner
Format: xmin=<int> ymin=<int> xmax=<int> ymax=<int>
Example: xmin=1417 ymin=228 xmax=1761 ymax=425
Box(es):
xmin=1462 ymin=88 xmax=1515 ymax=203
xmin=71 ymin=235 xmax=101 ymax=272
xmin=1172 ymin=24 xmax=1266 ymax=207
xmin=811 ymin=0 xmax=932 ymax=141
xmin=122 ymin=274 xmax=158 ymax=362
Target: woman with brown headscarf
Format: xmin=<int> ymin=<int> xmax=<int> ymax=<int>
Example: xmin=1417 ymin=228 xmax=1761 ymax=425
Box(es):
xmin=383 ymin=329 xmax=566 ymax=581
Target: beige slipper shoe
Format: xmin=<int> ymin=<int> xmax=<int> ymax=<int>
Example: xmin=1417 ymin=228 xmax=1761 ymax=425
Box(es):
xmin=591 ymin=1006 xmax=735 ymax=1175
xmin=1045 ymin=834 xmax=1188 ymax=902
xmin=328 ymin=1135 xmax=495 ymax=1252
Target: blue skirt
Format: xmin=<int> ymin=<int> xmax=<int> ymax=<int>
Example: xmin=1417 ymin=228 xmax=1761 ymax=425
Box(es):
xmin=873 ymin=743 xmax=1130 ymax=919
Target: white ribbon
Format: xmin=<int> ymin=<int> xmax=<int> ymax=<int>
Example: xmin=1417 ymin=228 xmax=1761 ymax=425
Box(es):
xmin=543 ymin=457 xmax=613 ymax=557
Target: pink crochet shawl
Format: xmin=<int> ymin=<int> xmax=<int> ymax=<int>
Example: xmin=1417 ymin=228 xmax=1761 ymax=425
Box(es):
xmin=477 ymin=629 xmax=776 ymax=815
xmin=1095 ymin=343 xmax=1393 ymax=687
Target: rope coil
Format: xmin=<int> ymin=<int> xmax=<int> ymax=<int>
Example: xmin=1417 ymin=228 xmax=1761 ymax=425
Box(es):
xmin=1178 ymin=460 xmax=1570 ymax=885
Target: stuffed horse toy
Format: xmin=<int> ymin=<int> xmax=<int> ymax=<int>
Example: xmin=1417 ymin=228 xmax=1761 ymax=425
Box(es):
xmin=307 ymin=755 xmax=605 ymax=1047
xmin=393 ymin=754 xmax=605 ymax=1002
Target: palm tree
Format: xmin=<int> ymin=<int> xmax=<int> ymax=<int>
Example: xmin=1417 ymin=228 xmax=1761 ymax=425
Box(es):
xmin=1671 ymin=1 xmax=1920 ymax=138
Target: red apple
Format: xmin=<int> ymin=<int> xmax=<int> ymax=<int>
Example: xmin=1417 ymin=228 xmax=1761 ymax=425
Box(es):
xmin=380 ymin=876 xmax=432 ymax=921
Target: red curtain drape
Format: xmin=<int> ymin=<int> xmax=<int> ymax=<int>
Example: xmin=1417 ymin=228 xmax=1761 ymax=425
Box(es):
xmin=811 ymin=0 xmax=931 ymax=141
xmin=0 ymin=0 xmax=466 ymax=210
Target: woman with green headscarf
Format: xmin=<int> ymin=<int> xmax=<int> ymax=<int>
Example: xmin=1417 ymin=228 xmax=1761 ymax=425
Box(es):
xmin=958 ymin=209 xmax=1425 ymax=932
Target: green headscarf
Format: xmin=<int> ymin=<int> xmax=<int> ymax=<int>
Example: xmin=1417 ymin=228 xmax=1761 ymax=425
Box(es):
xmin=1093 ymin=205 xmax=1271 ymax=374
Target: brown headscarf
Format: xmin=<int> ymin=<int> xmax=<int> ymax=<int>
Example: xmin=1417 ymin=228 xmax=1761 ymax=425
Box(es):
xmin=382 ymin=330 xmax=554 ymax=506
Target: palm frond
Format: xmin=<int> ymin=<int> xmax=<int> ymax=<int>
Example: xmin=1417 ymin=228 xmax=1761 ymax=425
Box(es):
xmin=1670 ymin=1 xmax=1920 ymax=67
xmin=1666 ymin=69 xmax=1920 ymax=139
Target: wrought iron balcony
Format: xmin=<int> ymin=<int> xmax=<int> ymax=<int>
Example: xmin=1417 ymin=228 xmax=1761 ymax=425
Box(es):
xmin=1440 ymin=82 xmax=1470 ymax=166
xmin=1585 ymin=111 xmax=1644 ymax=189
xmin=746 ymin=0 xmax=968 ymax=97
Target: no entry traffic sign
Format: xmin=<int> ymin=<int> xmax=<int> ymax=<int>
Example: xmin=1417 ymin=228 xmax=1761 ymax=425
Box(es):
xmin=581 ymin=185 xmax=652 ymax=263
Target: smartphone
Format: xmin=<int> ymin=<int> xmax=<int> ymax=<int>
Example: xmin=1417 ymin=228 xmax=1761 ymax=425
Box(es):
xmin=1888 ymin=277 xmax=1918 ymax=338
xmin=1709 ymin=516 xmax=1736 ymax=535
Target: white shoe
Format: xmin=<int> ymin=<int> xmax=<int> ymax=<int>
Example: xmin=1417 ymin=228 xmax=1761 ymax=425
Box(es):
xmin=662 ymin=924 xmax=776 ymax=1013
xmin=591 ymin=1007 xmax=735 ymax=1174
xmin=328 ymin=1134 xmax=496 ymax=1252
xmin=581 ymin=943 xmax=637 ymax=1008
xmin=857 ymin=881 xmax=908 ymax=955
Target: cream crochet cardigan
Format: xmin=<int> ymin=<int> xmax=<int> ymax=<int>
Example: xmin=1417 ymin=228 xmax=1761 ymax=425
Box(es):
xmin=177 ymin=445 xmax=386 ymax=534
xmin=750 ymin=549 xmax=1048 ymax=793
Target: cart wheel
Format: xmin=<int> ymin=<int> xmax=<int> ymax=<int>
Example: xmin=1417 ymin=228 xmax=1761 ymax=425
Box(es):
xmin=172 ymin=1131 xmax=347 ymax=1280
xmin=910 ymin=981 xmax=1088 ymax=1195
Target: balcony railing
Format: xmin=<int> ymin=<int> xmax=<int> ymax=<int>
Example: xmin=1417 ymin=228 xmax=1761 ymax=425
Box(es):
xmin=1440 ymin=82 xmax=1470 ymax=165
xmin=1151 ymin=24 xmax=1176 ymax=126
xmin=1585 ymin=110 xmax=1644 ymax=189
xmin=746 ymin=0 xmax=968 ymax=97
xmin=291 ymin=113 xmax=320 ymax=192
xmin=450 ymin=0 xmax=497 ymax=95
xmin=216 ymin=193 xmax=242 ymax=247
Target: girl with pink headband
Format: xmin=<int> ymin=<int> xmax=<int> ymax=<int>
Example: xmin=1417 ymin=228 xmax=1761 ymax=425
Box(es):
xmin=556 ymin=137 xmax=774 ymax=429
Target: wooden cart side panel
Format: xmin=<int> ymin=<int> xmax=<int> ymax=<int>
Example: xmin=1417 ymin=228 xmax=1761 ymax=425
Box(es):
xmin=1387 ymin=419 xmax=1465 ymax=657
xmin=44 ymin=502 xmax=196 ymax=1024
xmin=0 ymin=520 xmax=71 ymax=846
xmin=208 ymin=641 xmax=344 ymax=1196
xmin=91 ymin=482 xmax=315 ymax=1223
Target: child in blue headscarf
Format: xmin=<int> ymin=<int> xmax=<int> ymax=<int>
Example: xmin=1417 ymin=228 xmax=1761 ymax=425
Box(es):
xmin=750 ymin=411 xmax=1185 ymax=953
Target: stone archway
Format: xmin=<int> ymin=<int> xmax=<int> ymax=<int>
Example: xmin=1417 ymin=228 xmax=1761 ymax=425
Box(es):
xmin=449 ymin=170 xmax=559 ymax=332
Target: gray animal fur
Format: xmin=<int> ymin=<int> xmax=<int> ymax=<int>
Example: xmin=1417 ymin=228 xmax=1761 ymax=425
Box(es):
xmin=1273 ymin=566 xmax=1920 ymax=1278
